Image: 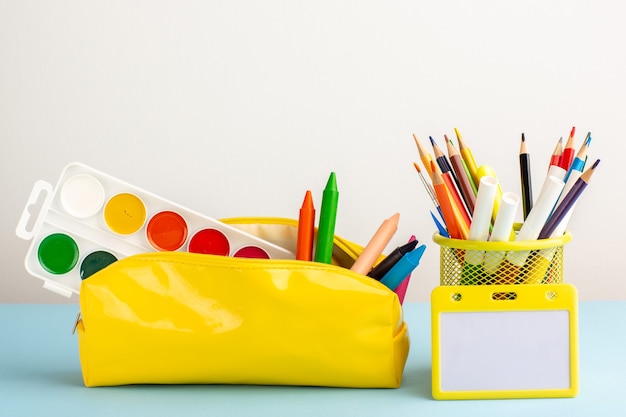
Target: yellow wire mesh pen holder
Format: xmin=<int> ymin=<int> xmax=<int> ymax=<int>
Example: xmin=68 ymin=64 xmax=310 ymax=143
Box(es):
xmin=432 ymin=227 xmax=572 ymax=286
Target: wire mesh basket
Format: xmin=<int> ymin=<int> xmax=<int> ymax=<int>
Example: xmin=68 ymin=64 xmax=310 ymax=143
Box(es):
xmin=433 ymin=226 xmax=572 ymax=286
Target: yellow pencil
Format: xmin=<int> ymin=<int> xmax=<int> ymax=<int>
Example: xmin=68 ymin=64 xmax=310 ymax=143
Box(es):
xmin=454 ymin=128 xmax=480 ymax=187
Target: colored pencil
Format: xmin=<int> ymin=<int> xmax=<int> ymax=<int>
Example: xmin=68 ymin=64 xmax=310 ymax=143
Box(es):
xmin=430 ymin=136 xmax=455 ymax=177
xmin=412 ymin=134 xmax=435 ymax=177
xmin=519 ymin=133 xmax=533 ymax=220
xmin=454 ymin=128 xmax=480 ymax=187
xmin=431 ymin=161 xmax=469 ymax=240
xmin=431 ymin=136 xmax=468 ymax=219
xmin=559 ymin=126 xmax=576 ymax=170
xmin=539 ymin=159 xmax=600 ymax=239
xmin=564 ymin=132 xmax=591 ymax=183
xmin=549 ymin=137 xmax=563 ymax=170
xmin=431 ymin=210 xmax=449 ymax=238
xmin=445 ymin=135 xmax=476 ymax=214
xmin=441 ymin=170 xmax=471 ymax=229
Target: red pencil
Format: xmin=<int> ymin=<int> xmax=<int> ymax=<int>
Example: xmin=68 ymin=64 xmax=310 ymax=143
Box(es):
xmin=549 ymin=137 xmax=563 ymax=170
xmin=296 ymin=190 xmax=315 ymax=261
xmin=559 ymin=127 xmax=576 ymax=170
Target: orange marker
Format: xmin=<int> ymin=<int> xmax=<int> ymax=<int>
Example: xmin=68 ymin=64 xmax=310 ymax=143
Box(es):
xmin=412 ymin=134 xmax=435 ymax=177
xmin=350 ymin=213 xmax=400 ymax=275
xmin=296 ymin=190 xmax=315 ymax=261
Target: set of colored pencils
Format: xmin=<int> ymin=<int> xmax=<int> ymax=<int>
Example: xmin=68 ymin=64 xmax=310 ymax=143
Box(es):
xmin=412 ymin=127 xmax=600 ymax=244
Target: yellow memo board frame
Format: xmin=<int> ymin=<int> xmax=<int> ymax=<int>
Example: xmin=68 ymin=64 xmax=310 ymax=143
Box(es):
xmin=431 ymin=284 xmax=579 ymax=400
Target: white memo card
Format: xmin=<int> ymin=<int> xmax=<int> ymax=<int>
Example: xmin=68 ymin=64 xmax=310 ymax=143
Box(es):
xmin=431 ymin=284 xmax=579 ymax=400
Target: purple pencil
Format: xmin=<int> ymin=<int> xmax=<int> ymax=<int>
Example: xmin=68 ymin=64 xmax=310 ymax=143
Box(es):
xmin=539 ymin=159 xmax=600 ymax=239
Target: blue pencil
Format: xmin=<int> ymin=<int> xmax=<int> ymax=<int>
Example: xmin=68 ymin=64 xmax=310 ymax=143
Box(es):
xmin=563 ymin=132 xmax=591 ymax=183
xmin=431 ymin=211 xmax=449 ymax=238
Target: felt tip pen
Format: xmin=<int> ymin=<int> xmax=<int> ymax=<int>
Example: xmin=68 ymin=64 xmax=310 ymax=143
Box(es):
xmin=367 ymin=239 xmax=419 ymax=280
xmin=380 ymin=245 xmax=426 ymax=291
xmin=516 ymin=175 xmax=564 ymax=241
xmin=505 ymin=175 xmax=564 ymax=271
xmin=314 ymin=172 xmax=339 ymax=264
xmin=477 ymin=165 xmax=517 ymax=241
xmin=483 ymin=192 xmax=520 ymax=274
xmin=468 ymin=176 xmax=498 ymax=242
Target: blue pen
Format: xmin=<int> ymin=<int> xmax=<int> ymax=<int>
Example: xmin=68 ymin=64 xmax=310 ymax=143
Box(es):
xmin=380 ymin=245 xmax=426 ymax=291
xmin=563 ymin=132 xmax=591 ymax=183
xmin=430 ymin=211 xmax=449 ymax=238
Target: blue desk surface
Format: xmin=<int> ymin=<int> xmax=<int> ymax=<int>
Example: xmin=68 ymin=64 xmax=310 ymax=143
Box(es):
xmin=1 ymin=302 xmax=624 ymax=417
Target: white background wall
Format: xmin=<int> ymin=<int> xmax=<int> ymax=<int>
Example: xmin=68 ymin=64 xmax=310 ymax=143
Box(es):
xmin=1 ymin=0 xmax=623 ymax=303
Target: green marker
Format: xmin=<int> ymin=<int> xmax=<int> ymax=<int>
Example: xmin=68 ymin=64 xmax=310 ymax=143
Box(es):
xmin=314 ymin=172 xmax=339 ymax=264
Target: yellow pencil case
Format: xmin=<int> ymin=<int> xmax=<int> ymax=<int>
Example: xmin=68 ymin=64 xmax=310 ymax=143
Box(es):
xmin=75 ymin=218 xmax=410 ymax=388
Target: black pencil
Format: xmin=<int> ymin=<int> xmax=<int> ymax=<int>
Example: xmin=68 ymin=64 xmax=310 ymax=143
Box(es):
xmin=430 ymin=136 xmax=454 ymax=175
xmin=519 ymin=133 xmax=533 ymax=220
